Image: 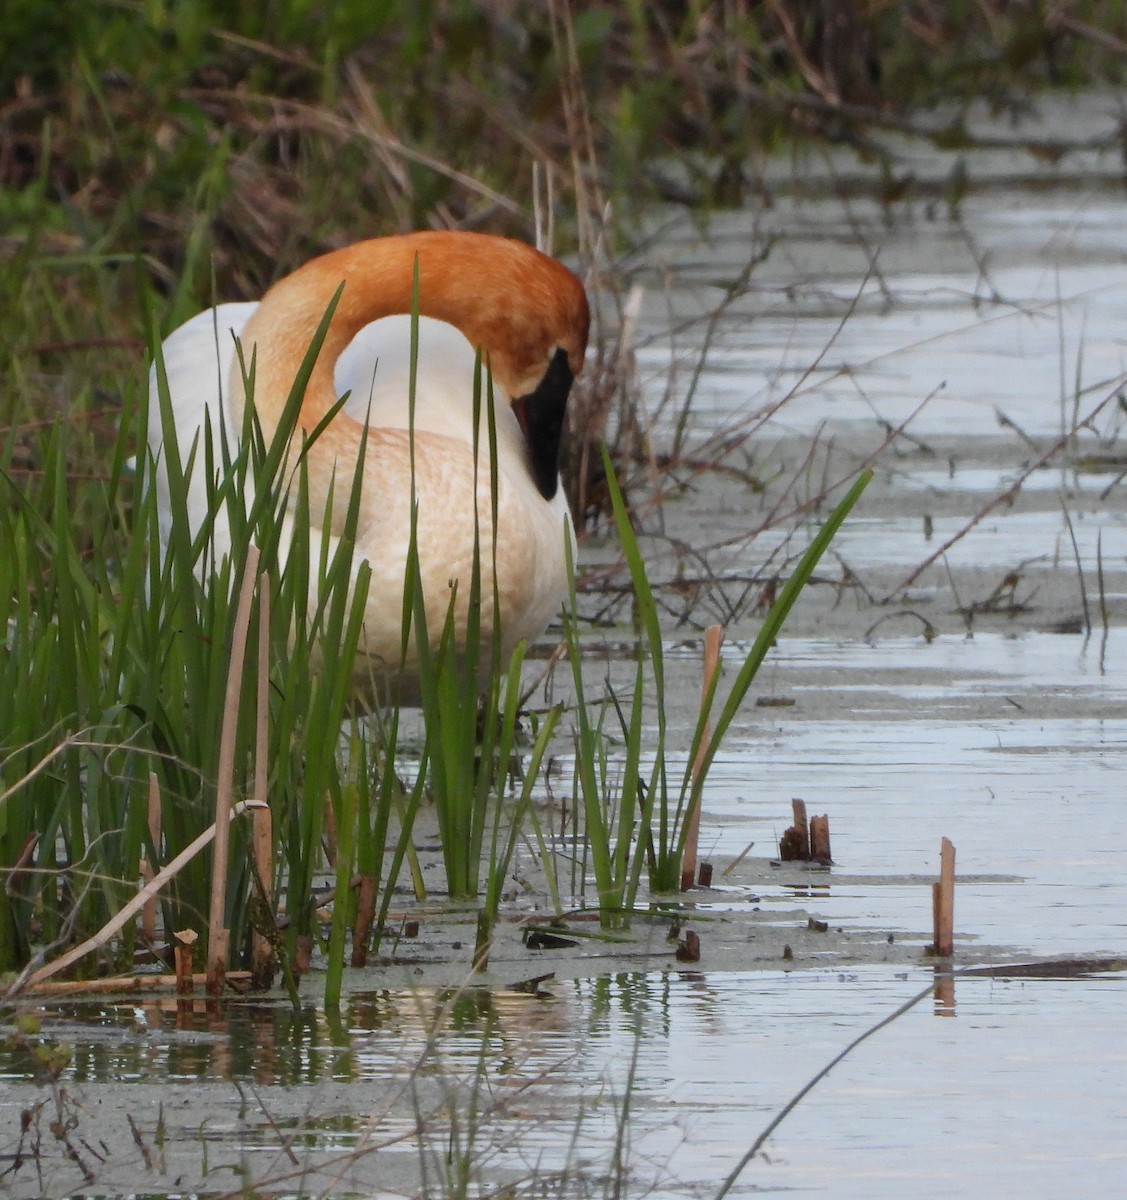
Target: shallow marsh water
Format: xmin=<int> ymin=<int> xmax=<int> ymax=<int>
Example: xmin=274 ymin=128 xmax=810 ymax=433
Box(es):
xmin=4 ymin=95 xmax=1127 ymax=1198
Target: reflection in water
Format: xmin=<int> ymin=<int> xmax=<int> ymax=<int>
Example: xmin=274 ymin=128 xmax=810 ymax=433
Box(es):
xmin=2 ymin=967 xmax=1124 ymax=1198
xmin=933 ymin=968 xmax=956 ymax=1017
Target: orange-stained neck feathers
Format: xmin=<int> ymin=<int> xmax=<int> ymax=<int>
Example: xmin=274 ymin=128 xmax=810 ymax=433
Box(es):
xmin=234 ymin=231 xmax=590 ymax=456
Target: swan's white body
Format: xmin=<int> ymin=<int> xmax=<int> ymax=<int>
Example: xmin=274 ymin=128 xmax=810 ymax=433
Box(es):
xmin=147 ymin=233 xmax=588 ymax=691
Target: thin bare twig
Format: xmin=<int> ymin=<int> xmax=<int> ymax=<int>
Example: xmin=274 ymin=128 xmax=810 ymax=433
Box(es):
xmin=8 ymin=799 xmax=265 ymax=996
xmin=888 ymin=388 xmax=1120 ymax=597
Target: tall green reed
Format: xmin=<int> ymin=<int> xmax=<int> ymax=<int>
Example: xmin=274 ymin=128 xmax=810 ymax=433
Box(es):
xmin=565 ymin=450 xmax=871 ymax=926
xmin=0 ymin=290 xmax=393 ymax=987
xmin=144 ymin=291 xmax=383 ymax=976
xmin=396 ymin=326 xmax=564 ymax=967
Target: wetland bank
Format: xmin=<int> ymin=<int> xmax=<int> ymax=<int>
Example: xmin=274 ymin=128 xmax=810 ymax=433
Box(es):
xmin=5 ymin=6 xmax=1127 ymax=1197
xmin=6 ymin=146 xmax=1127 ymax=1195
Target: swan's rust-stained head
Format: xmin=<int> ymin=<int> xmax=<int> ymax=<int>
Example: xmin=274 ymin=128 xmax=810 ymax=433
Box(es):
xmin=250 ymin=231 xmax=587 ymax=408
xmin=236 ymin=231 xmax=589 ymax=501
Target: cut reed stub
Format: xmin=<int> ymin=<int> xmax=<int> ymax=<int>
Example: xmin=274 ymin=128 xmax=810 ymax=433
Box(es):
xmin=778 ymin=799 xmax=832 ymax=865
xmin=675 ymin=930 xmax=701 ymax=963
xmin=930 ymin=837 xmax=956 ymax=957
xmin=473 ymin=910 xmax=493 ymax=972
xmin=809 ymin=814 xmax=832 ymax=864
xmin=783 ymin=799 xmax=809 ymax=859
xmin=778 ymin=825 xmax=806 ymax=861
xmin=173 ymin=930 xmax=196 ymax=995
xmin=350 ymin=875 xmax=377 ymax=968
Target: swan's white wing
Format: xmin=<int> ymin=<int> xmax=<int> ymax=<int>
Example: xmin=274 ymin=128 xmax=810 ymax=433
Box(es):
xmin=147 ymin=302 xmax=258 ymax=556
xmin=334 ymin=315 xmax=506 ymax=440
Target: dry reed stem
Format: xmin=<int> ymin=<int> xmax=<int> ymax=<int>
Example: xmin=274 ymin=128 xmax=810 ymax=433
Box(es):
xmin=208 ymin=545 xmax=261 ymax=994
xmin=192 ymin=87 xmax=522 ymax=217
xmin=681 ymin=624 xmax=724 ymax=891
xmin=0 ymin=729 xmax=91 ymax=806
xmin=251 ymin=572 xmax=275 ymax=988
xmin=1060 ymin=496 xmax=1091 ymax=635
xmin=10 ymin=799 xmax=264 ymax=995
xmin=766 ymin=0 xmax=841 ymax=104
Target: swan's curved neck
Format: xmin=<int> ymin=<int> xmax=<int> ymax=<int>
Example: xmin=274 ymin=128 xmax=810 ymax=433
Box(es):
xmin=232 ymin=232 xmax=589 ymax=445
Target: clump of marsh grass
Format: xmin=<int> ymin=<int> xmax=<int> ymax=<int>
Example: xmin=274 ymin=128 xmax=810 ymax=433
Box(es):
xmin=0 ymin=290 xmax=408 ymax=995
xmin=562 ymin=448 xmax=870 ymax=928
xmin=0 ymin=291 xmax=566 ymax=999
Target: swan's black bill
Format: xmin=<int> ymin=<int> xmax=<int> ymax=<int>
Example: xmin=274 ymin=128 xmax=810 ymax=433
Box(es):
xmin=511 ymin=347 xmax=572 ymax=501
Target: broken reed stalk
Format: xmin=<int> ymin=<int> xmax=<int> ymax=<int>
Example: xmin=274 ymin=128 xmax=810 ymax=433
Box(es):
xmin=351 ymin=875 xmax=376 ymax=968
xmin=932 ymin=836 xmax=956 ymax=957
xmin=1059 ymin=497 xmax=1091 ymax=635
xmin=11 ymin=800 xmax=264 ymax=995
xmin=681 ymin=624 xmax=724 ymax=891
xmin=792 ymin=799 xmax=810 ymax=859
xmin=141 ymin=771 xmax=161 ymax=942
xmin=25 ymin=971 xmax=253 ymax=997
xmin=174 ymin=931 xmax=197 ymax=993
xmin=779 ymin=801 xmax=831 ymax=863
xmin=208 ymin=545 xmax=261 ymax=995
xmin=809 ymin=813 xmax=831 ymax=864
xmin=250 ymin=572 xmax=275 ymax=989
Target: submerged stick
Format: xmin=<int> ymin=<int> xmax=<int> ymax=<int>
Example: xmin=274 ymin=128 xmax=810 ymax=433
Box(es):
xmin=208 ymin=546 xmax=261 ymax=995
xmin=682 ymin=624 xmax=723 ymax=891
